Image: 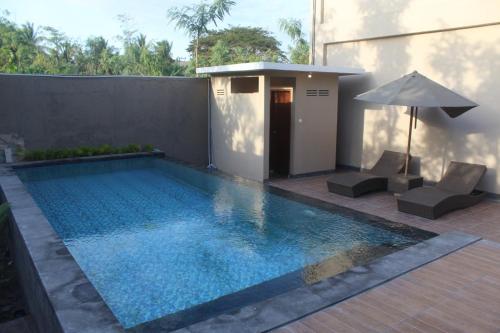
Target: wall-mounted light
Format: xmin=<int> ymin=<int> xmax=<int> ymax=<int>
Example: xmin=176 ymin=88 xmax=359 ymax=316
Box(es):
xmin=307 ymin=73 xmax=312 ymax=79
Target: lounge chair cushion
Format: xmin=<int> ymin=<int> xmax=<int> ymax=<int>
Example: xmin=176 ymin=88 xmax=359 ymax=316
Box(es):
xmin=398 ymin=187 xmax=452 ymax=207
xmin=397 ymin=161 xmax=487 ymax=219
xmin=327 ymin=172 xmax=387 ymax=197
xmin=327 ymin=172 xmax=380 ymax=187
xmin=436 ymin=161 xmax=487 ymax=195
xmin=397 ymin=187 xmax=486 ymax=219
xmin=369 ymin=150 xmax=408 ymax=177
xmin=326 ymin=150 xmax=408 ymax=198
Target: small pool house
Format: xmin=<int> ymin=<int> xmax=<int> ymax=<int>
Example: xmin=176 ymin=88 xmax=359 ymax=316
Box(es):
xmin=197 ymin=62 xmax=364 ymax=181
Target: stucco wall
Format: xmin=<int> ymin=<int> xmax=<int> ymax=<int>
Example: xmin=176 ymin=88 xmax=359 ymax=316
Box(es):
xmin=210 ymin=75 xmax=268 ymax=181
xmin=289 ymin=72 xmax=338 ymax=175
xmin=0 ymin=74 xmax=208 ymax=165
xmin=211 ymin=72 xmax=339 ymax=181
xmin=313 ymin=0 xmax=500 ymax=193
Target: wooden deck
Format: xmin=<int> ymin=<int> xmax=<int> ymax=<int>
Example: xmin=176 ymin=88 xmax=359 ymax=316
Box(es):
xmin=273 ymin=240 xmax=500 ymax=333
xmin=268 ymin=176 xmax=500 ymax=333
xmin=269 ymin=175 xmax=500 ymax=242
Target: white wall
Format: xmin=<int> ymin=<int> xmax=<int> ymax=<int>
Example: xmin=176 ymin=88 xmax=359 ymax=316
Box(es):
xmin=313 ymin=0 xmax=500 ymax=193
xmin=211 ymin=72 xmax=340 ymax=181
xmin=287 ymin=73 xmax=339 ymax=175
xmin=210 ymin=75 xmax=268 ymax=181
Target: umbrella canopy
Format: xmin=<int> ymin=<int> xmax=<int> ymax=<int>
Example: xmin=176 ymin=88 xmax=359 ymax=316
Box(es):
xmin=354 ymin=71 xmax=479 ymax=175
xmin=355 ymin=71 xmax=478 ymax=117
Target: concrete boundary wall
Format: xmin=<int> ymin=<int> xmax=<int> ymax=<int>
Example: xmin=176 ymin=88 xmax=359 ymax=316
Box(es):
xmin=0 ymin=74 xmax=208 ymax=165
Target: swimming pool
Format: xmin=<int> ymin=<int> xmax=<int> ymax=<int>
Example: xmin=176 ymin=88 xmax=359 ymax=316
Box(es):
xmin=16 ymin=157 xmax=433 ymax=329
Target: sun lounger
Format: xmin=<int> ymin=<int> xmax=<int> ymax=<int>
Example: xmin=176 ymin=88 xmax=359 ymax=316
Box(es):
xmin=326 ymin=150 xmax=408 ymax=197
xmin=397 ymin=161 xmax=487 ymax=219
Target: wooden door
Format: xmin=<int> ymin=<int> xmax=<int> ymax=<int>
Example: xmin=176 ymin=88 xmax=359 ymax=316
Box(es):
xmin=269 ymin=90 xmax=291 ymax=177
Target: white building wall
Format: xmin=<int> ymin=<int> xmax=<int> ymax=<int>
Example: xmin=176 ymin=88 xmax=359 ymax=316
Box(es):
xmin=210 ymin=75 xmax=268 ymax=181
xmin=313 ymin=0 xmax=500 ymax=193
xmin=210 ymin=72 xmax=340 ymax=181
xmin=289 ymin=73 xmax=339 ymax=175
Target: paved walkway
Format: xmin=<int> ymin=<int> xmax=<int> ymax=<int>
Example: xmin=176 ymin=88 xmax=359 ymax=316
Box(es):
xmin=273 ymin=240 xmax=500 ymax=333
xmin=269 ymin=176 xmax=500 ymax=333
xmin=269 ymin=175 xmax=500 ymax=242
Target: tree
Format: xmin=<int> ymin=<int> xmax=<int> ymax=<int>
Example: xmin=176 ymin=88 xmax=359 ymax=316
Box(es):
xmin=279 ymin=18 xmax=310 ymax=64
xmin=167 ymin=0 xmax=235 ymax=72
xmin=188 ymin=26 xmax=286 ymax=67
xmin=117 ymin=14 xmax=182 ymax=76
xmin=84 ymin=36 xmax=117 ymax=74
xmin=209 ymin=40 xmax=231 ymax=65
xmin=43 ymin=27 xmax=82 ymax=74
xmin=0 ymin=12 xmax=184 ymax=76
xmin=20 ymin=22 xmax=43 ymax=49
xmin=0 ymin=13 xmax=21 ymax=72
xmin=153 ymin=40 xmax=183 ymax=76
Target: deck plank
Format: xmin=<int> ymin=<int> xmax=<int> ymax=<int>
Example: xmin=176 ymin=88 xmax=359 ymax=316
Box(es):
xmin=271 ymin=241 xmax=500 ymax=333
xmin=268 ymin=176 xmax=500 ymax=333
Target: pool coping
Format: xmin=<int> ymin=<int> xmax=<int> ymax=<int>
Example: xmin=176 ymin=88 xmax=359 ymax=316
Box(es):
xmin=0 ymin=153 xmax=165 ymax=333
xmin=10 ymin=151 xmax=165 ymax=169
xmin=167 ymin=231 xmax=480 ymax=333
xmin=0 ymin=155 xmax=481 ymax=333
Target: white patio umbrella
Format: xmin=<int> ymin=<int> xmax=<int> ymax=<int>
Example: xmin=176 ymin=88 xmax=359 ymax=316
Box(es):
xmin=354 ymin=71 xmax=478 ymax=175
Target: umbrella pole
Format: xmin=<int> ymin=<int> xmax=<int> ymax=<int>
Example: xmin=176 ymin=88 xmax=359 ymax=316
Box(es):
xmin=404 ymin=106 xmax=414 ymax=176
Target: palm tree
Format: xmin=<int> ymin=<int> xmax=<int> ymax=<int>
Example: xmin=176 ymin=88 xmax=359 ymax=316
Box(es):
xmin=153 ymin=40 xmax=175 ymax=75
xmin=167 ymin=0 xmax=235 ymax=73
xmin=20 ymin=22 xmax=43 ymax=49
xmin=85 ymin=36 xmax=114 ymax=74
xmin=135 ymin=33 xmax=147 ymax=50
xmin=135 ymin=34 xmax=152 ymax=75
xmin=279 ymin=18 xmax=310 ymax=64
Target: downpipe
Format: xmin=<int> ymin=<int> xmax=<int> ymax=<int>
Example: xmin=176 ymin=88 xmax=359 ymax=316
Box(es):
xmin=207 ymin=78 xmax=216 ymax=169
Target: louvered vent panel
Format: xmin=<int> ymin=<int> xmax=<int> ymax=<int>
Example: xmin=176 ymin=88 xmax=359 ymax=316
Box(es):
xmin=318 ymin=89 xmax=329 ymax=96
xmin=306 ymin=89 xmax=318 ymax=96
xmin=216 ymin=89 xmax=225 ymax=96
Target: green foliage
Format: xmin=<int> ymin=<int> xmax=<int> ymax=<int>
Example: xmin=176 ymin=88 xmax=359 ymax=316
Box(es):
xmin=289 ymin=41 xmax=310 ymax=65
xmin=0 ymin=12 xmax=185 ymax=76
xmin=187 ymin=26 xmax=286 ymax=69
xmin=167 ymin=0 xmax=236 ymax=69
xmin=24 ymin=149 xmax=46 ymax=161
xmin=142 ymin=144 xmax=154 ymax=152
xmin=22 ymin=144 xmax=155 ymax=161
xmin=0 ymin=9 xmax=297 ymax=76
xmin=97 ymin=144 xmax=113 ymax=155
xmin=279 ymin=18 xmax=310 ymax=64
xmin=124 ymin=144 xmax=141 ymax=153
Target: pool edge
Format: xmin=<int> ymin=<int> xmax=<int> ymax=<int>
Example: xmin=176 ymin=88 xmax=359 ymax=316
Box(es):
xmin=0 ymin=160 xmax=129 ymax=333
xmin=0 ymin=156 xmax=480 ymax=333
xmin=10 ymin=151 xmax=165 ymax=169
xmin=167 ymin=231 xmax=480 ymax=333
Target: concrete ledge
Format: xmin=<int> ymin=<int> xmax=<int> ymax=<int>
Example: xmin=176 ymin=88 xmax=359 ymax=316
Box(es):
xmin=172 ymin=231 xmax=480 ymax=333
xmin=10 ymin=151 xmax=165 ymax=169
xmin=0 ymin=156 xmax=140 ymax=333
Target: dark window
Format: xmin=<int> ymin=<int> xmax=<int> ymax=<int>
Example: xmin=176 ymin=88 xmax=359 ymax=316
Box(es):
xmin=231 ymin=77 xmax=259 ymax=93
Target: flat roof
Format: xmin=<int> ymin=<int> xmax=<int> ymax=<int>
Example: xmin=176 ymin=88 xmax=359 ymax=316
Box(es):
xmin=196 ymin=62 xmax=365 ymax=75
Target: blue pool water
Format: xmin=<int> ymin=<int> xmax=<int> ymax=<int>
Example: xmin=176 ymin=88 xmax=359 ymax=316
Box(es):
xmin=17 ymin=158 xmax=429 ymax=328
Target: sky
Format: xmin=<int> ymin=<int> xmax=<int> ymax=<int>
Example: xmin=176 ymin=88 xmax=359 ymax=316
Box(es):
xmin=1 ymin=0 xmax=310 ymax=59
